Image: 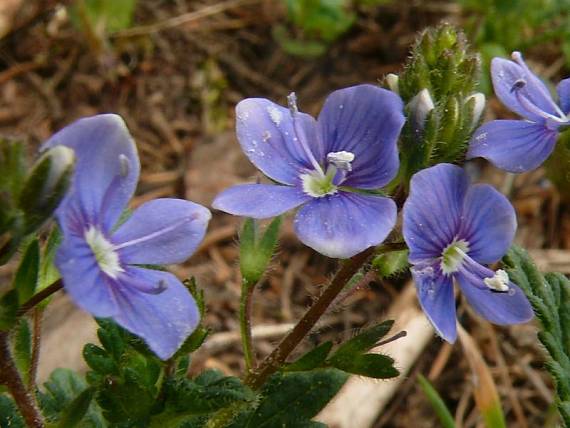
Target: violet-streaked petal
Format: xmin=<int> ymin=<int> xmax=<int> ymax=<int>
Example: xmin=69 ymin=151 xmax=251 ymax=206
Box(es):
xmin=236 ymin=99 xmax=320 ymax=185
xmin=317 ymin=84 xmax=404 ymax=189
xmin=213 ymin=184 xmax=310 ymax=219
xmin=456 ymin=257 xmax=533 ymax=325
xmin=491 ymin=57 xmax=558 ymax=121
xmin=294 ymin=192 xmax=396 ymax=259
xmin=55 ymin=233 xmax=119 ymax=318
xmin=467 ymin=120 xmax=557 ymax=173
xmin=112 ymin=267 xmax=200 ymax=360
xmin=458 ymin=184 xmax=516 ymax=264
xmin=403 ymin=164 xmax=469 ymax=263
xmin=411 ymin=263 xmax=457 ymax=343
xmin=112 ymin=199 xmax=211 ymax=265
xmin=43 ymin=114 xmax=140 ymax=233
xmin=557 ymin=78 xmax=570 ymax=114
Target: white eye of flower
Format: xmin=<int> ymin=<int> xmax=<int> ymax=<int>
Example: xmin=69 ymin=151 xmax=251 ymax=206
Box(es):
xmin=441 ymin=239 xmax=470 ymax=274
xmin=85 ymin=226 xmax=123 ymax=279
xmin=484 ymin=269 xmax=510 ymax=292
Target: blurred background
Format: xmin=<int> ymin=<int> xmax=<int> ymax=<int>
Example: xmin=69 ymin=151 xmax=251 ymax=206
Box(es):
xmin=1 ymin=0 xmax=570 ymax=426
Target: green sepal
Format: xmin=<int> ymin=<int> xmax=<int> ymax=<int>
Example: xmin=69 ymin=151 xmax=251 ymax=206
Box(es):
xmin=38 ymin=226 xmax=62 ymax=297
xmin=0 ymin=289 xmax=19 ymax=331
xmin=12 ymin=319 xmax=32 ymax=385
xmin=83 ymin=344 xmax=118 ymax=375
xmin=240 ymin=217 xmax=282 ymax=285
xmin=13 ymin=238 xmax=40 ymax=304
xmin=283 ymin=341 xmax=333 ymax=372
xmin=372 ymin=249 xmax=409 ymax=278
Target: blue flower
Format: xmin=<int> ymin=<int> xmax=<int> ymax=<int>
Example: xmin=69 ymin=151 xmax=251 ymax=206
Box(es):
xmin=213 ymin=85 xmax=405 ymax=258
xmin=467 ymin=51 xmax=570 ymax=173
xmin=403 ymin=164 xmax=533 ymax=342
xmin=43 ymin=114 xmax=211 ymax=360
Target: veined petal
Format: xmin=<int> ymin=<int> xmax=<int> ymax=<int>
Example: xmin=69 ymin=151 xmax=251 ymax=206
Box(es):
xmin=458 ymin=184 xmax=516 ymax=264
xmin=112 ymin=267 xmax=200 ymax=360
xmin=294 ymin=192 xmax=396 ymax=259
xmin=317 ymin=85 xmax=404 ymax=189
xmin=456 ymin=257 xmax=533 ymax=325
xmin=557 ymin=78 xmax=570 ymax=114
xmin=112 ymin=199 xmax=211 ymax=265
xmin=236 ymin=99 xmax=320 ymax=185
xmin=43 ymin=114 xmax=140 ymax=233
xmin=403 ymin=164 xmax=469 ymax=263
xmin=55 ymin=233 xmax=120 ymax=318
xmin=411 ymin=263 xmax=457 ymax=343
xmin=492 ymin=56 xmax=558 ymax=121
xmin=467 ymin=120 xmax=557 ymax=173
xmin=213 ymin=184 xmax=310 ymax=219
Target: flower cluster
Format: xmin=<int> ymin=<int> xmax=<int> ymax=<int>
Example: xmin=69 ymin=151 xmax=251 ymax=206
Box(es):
xmin=47 ymin=52 xmax=563 ymax=356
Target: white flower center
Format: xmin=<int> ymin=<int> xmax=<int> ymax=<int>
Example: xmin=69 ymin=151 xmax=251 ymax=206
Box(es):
xmin=84 ymin=226 xmax=124 ymax=279
xmin=441 ymin=239 xmax=470 ymax=275
xmin=301 ymin=151 xmax=355 ymax=198
xmin=484 ymin=269 xmax=510 ymax=292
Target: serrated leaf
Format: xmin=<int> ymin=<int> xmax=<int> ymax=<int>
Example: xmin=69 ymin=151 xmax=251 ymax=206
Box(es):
xmin=284 ymin=341 xmax=333 ymax=372
xmin=57 ymin=387 xmax=95 ymax=428
xmin=328 ymin=320 xmax=393 ymax=363
xmin=233 ymin=369 xmax=348 ymax=427
xmin=13 ymin=239 xmax=40 ymax=304
xmin=83 ymin=344 xmax=117 ymax=375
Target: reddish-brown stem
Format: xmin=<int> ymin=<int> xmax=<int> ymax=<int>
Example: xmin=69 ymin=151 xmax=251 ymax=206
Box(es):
xmin=244 ymin=247 xmax=375 ymax=390
xmin=0 ymin=331 xmax=44 ymax=427
xmin=17 ymin=280 xmax=62 ymax=317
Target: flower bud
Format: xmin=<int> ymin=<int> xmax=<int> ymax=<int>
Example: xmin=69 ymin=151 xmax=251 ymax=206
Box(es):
xmin=464 ymin=92 xmax=485 ymax=129
xmin=18 ymin=145 xmax=75 ymax=232
xmin=407 ymin=88 xmax=435 ymax=134
xmin=385 ymin=73 xmax=399 ymax=94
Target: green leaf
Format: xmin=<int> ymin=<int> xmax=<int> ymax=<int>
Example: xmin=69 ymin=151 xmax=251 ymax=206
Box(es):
xmin=70 ymin=0 xmax=137 ymax=34
xmin=13 ymin=238 xmax=40 ymax=304
xmin=328 ymin=320 xmax=393 ymax=363
xmin=39 ymin=368 xmax=106 ymax=427
xmin=231 ymin=369 xmax=348 ymax=427
xmin=38 ymin=226 xmax=62 ymax=294
xmin=331 ymin=353 xmax=398 ymax=379
xmin=0 ymin=289 xmax=19 ymax=331
xmin=417 ymin=375 xmax=456 ymax=428
xmin=57 ymin=387 xmax=95 ymax=428
xmin=284 ymin=341 xmax=333 ymax=372
xmin=12 ymin=319 xmax=32 ymax=385
xmin=83 ymin=344 xmax=117 ymax=375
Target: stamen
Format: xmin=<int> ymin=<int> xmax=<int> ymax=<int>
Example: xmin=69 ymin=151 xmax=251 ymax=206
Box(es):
xmin=327 ymin=151 xmax=355 ymax=172
xmin=511 ymin=82 xmax=568 ymax=126
xmin=119 ymin=154 xmax=130 ymax=177
xmin=483 ymin=269 xmax=510 ymax=292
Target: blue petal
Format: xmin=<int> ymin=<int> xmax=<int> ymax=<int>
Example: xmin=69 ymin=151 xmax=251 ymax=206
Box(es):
xmin=317 ymin=85 xmax=404 ymax=189
xmin=491 ymin=55 xmax=558 ymax=122
xmin=43 ymin=114 xmax=140 ymax=233
xmin=456 ymin=257 xmax=533 ymax=325
xmin=467 ymin=120 xmax=557 ymax=173
xmin=112 ymin=199 xmax=211 ymax=265
xmin=403 ymin=164 xmax=469 ymax=263
xmin=213 ymin=184 xmax=310 ymax=219
xmin=411 ymin=263 xmax=457 ymax=343
xmin=236 ymin=99 xmax=320 ymax=185
xmin=111 ymin=267 xmax=200 ymax=360
xmin=55 ymin=232 xmax=119 ymax=318
xmin=294 ymin=192 xmax=396 ymax=258
xmin=557 ymin=78 xmax=570 ymax=114
xmin=458 ymin=184 xmax=516 ymax=265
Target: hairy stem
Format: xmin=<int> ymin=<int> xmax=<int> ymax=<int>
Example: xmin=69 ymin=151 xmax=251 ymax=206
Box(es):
xmin=27 ymin=308 xmax=43 ymax=391
xmin=17 ymin=280 xmax=62 ymax=317
xmin=0 ymin=331 xmax=44 ymax=427
xmin=244 ymin=247 xmax=375 ymax=390
xmin=240 ymin=279 xmax=256 ymax=373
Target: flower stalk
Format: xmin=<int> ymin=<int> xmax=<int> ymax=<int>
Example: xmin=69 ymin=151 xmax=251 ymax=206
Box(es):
xmin=240 ymin=278 xmax=256 ymax=372
xmin=244 ymin=247 xmax=375 ymax=390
